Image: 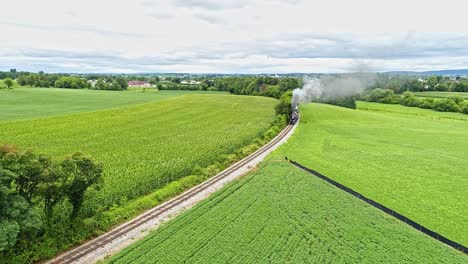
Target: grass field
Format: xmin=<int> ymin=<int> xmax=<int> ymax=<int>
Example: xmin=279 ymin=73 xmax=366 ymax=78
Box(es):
xmin=0 ymin=94 xmax=277 ymax=212
xmin=0 ymin=88 xmax=225 ymax=121
xmin=283 ymin=102 xmax=468 ymax=246
xmin=414 ymin=91 xmax=468 ymax=99
xmin=106 ymin=159 xmax=467 ymax=263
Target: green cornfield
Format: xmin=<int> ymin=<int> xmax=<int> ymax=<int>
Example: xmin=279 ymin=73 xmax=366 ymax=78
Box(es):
xmin=106 ymin=159 xmax=467 ymax=263
xmin=0 ymin=93 xmax=277 ymax=212
xmin=0 ymin=87 xmax=224 ymax=121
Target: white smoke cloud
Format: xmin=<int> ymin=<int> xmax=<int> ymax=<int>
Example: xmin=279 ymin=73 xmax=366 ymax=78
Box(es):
xmin=292 ymin=71 xmax=376 ymax=109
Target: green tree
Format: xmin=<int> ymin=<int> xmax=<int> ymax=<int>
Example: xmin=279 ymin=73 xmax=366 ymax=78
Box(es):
xmin=0 ymin=166 xmax=42 ymax=251
xmin=61 ymin=153 xmax=103 ymax=218
xmin=275 ymin=90 xmax=293 ymax=118
xmin=433 ymin=99 xmax=460 ymax=112
xmin=115 ymin=77 xmax=128 ymax=90
xmin=95 ymin=79 xmax=108 ymax=90
xmin=36 ymin=164 xmax=69 ymax=220
xmin=448 ymin=95 xmax=465 ymax=106
xmin=401 ymin=91 xmax=421 ymax=107
xmin=3 ymin=78 xmax=14 ymax=89
xmin=279 ymin=78 xmax=299 ymax=92
xmin=436 ymin=83 xmax=449 ymax=91
xmin=452 ymin=80 xmax=468 ymax=92
xmin=0 ymin=148 xmax=50 ymax=203
xmin=420 ymin=98 xmax=435 ymax=109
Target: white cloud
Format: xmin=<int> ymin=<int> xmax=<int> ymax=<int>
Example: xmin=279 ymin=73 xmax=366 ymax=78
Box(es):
xmin=1 ymin=0 xmax=468 ymax=73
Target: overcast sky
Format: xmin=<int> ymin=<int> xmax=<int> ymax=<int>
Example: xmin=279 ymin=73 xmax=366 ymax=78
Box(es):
xmin=1 ymin=0 xmax=468 ymax=73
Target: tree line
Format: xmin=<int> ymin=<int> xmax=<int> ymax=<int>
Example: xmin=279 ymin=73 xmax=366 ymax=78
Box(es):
xmin=0 ymin=70 xmax=129 ymax=90
xmin=361 ymin=88 xmax=468 ymax=114
xmin=373 ymin=74 xmax=468 ymax=93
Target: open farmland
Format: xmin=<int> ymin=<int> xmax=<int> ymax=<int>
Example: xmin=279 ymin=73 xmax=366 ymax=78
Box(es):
xmin=106 ymin=159 xmax=467 ymax=263
xmin=413 ymin=91 xmax=468 ymax=99
xmin=283 ymin=101 xmax=468 ymax=246
xmin=0 ymin=87 xmax=223 ymax=121
xmin=0 ymin=94 xmax=277 ymax=212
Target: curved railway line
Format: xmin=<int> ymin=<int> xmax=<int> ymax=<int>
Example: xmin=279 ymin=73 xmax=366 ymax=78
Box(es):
xmin=47 ymin=122 xmax=297 ymax=264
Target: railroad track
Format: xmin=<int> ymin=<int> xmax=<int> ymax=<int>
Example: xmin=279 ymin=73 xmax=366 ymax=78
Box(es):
xmin=47 ymin=122 xmax=297 ymax=264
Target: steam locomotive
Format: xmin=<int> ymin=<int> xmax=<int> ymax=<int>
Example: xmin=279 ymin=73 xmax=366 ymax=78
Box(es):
xmin=290 ymin=106 xmax=299 ymax=125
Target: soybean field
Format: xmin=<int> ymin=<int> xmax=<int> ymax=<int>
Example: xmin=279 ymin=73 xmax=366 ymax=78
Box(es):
xmin=283 ymin=101 xmax=468 ymax=246
xmin=0 ymin=94 xmax=277 ymax=212
xmin=106 ymin=159 xmax=467 ymax=263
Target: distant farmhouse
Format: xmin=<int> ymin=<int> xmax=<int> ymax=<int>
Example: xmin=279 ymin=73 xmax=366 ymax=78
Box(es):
xmin=128 ymin=81 xmax=152 ymax=87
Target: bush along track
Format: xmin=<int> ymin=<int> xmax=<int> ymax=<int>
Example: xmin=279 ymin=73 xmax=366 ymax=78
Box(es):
xmin=289 ymin=160 xmax=468 ymax=254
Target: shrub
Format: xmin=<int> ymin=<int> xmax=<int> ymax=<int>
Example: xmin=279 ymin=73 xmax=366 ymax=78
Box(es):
xmin=320 ymin=96 xmax=356 ymax=109
xmin=461 ymin=106 xmax=468 ymax=114
xmin=420 ymin=98 xmax=435 ymax=109
xmin=448 ymin=95 xmax=465 ymax=106
xmin=433 ymin=99 xmax=461 ymax=112
xmin=361 ymin=88 xmax=399 ymax=104
xmin=401 ymin=91 xmax=421 ymax=107
xmin=275 ymin=90 xmax=292 ymax=118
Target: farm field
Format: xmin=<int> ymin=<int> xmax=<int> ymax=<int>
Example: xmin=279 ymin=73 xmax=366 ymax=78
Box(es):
xmin=414 ymin=91 xmax=468 ymax=99
xmin=0 ymin=94 xmax=277 ymax=212
xmin=283 ymin=101 xmax=468 ymax=246
xmin=0 ymin=87 xmax=224 ymax=121
xmin=106 ymin=159 xmax=467 ymax=263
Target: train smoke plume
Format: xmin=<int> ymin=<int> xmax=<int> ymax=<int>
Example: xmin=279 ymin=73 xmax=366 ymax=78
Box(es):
xmin=292 ymin=71 xmax=376 ymax=110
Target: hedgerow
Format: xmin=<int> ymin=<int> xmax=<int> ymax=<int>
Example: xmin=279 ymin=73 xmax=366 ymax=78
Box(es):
xmin=362 ymin=88 xmax=468 ymax=114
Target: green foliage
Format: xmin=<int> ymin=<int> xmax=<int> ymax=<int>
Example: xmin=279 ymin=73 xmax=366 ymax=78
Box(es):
xmin=0 ymin=145 xmax=103 ymax=260
xmin=448 ymin=95 xmax=465 ymax=106
xmin=214 ymin=76 xmax=296 ymax=99
xmin=403 ymin=79 xmax=425 ymax=92
xmin=284 ymin=102 xmax=468 ymax=246
xmin=106 ymin=160 xmax=467 ymax=263
xmin=61 ymin=153 xmax=103 ymax=218
xmin=361 ymin=88 xmax=400 ymax=104
xmin=92 ymin=77 xmax=127 ymax=91
xmin=436 ymin=83 xmax=449 ymax=91
xmin=15 ymin=73 xmax=58 ymax=87
xmin=279 ymin=77 xmax=299 ymax=92
xmin=433 ymin=98 xmax=461 ymax=112
xmin=319 ymin=96 xmax=357 ymax=109
xmin=452 ymin=80 xmax=468 ymax=92
xmin=274 ymin=90 xmax=292 ymax=117
xmin=420 ymin=97 xmax=435 ymax=109
xmin=54 ymin=76 xmax=88 ymax=89
xmin=462 ymin=105 xmax=468 ymax=114
xmin=401 ymin=91 xmax=422 ymax=107
xmin=0 ymin=166 xmax=41 ymax=251
xmin=368 ymin=90 xmax=468 ymax=114
xmin=3 ymin=78 xmax=14 ymax=89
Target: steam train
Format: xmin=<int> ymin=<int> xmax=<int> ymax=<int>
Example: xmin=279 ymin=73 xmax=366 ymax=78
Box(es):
xmin=290 ymin=106 xmax=299 ymax=125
